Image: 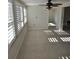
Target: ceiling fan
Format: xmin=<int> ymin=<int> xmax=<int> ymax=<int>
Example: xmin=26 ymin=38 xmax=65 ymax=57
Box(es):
xmin=40 ymin=0 xmax=62 ymax=9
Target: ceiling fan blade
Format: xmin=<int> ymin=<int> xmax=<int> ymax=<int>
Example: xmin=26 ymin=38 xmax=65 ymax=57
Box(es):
xmin=52 ymin=3 xmax=62 ymax=7
xmin=48 ymin=0 xmax=52 ymax=3
xmin=53 ymin=3 xmax=62 ymax=5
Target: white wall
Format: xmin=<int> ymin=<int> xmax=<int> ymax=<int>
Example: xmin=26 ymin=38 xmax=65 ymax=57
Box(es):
xmin=8 ymin=24 xmax=27 ymax=59
xmin=54 ymin=7 xmax=64 ymax=31
xmin=27 ymin=6 xmax=64 ymax=30
xmin=49 ymin=7 xmax=64 ymax=31
xmin=27 ymin=6 xmax=49 ymax=30
xmin=49 ymin=8 xmax=56 ymax=24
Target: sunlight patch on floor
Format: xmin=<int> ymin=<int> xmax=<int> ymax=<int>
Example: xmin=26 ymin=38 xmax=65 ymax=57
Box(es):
xmin=60 ymin=37 xmax=70 ymax=42
xmin=48 ymin=37 xmax=58 ymax=42
xmin=48 ymin=23 xmax=56 ymax=26
xmin=58 ymin=56 xmax=70 ymax=59
xmin=54 ymin=30 xmax=69 ymax=35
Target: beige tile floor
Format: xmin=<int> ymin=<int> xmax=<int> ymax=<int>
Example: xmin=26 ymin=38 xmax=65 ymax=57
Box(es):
xmin=16 ymin=29 xmax=70 ymax=59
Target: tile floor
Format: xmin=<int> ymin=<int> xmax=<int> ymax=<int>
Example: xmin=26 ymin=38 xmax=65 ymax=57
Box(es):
xmin=16 ymin=28 xmax=70 ymax=59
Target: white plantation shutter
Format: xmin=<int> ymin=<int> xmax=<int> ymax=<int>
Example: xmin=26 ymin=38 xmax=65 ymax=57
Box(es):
xmin=15 ymin=5 xmax=24 ymax=32
xmin=8 ymin=1 xmax=27 ymax=45
xmin=8 ymin=2 xmax=15 ymax=44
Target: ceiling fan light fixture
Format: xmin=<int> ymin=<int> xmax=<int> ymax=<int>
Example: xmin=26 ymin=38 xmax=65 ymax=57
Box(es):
xmin=46 ymin=2 xmax=53 ymax=6
xmin=46 ymin=6 xmax=52 ymax=10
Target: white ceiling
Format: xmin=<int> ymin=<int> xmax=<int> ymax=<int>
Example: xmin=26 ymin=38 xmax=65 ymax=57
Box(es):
xmin=22 ymin=0 xmax=69 ymax=3
xmin=21 ymin=0 xmax=70 ymax=7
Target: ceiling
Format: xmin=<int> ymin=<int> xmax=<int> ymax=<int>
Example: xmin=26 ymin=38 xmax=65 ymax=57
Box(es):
xmin=21 ymin=0 xmax=70 ymax=7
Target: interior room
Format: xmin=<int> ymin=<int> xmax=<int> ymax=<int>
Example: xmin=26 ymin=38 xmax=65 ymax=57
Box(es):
xmin=8 ymin=0 xmax=70 ymax=59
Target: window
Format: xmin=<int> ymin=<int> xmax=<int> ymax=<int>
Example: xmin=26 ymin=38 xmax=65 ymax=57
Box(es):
xmin=15 ymin=5 xmax=24 ymax=33
xmin=8 ymin=1 xmax=27 ymax=45
xmin=20 ymin=7 xmax=24 ymax=27
xmin=23 ymin=8 xmax=27 ymax=24
xmin=8 ymin=2 xmax=15 ymax=44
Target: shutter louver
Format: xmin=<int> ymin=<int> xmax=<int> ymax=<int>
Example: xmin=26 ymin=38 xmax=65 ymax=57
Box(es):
xmin=8 ymin=2 xmax=15 ymax=44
